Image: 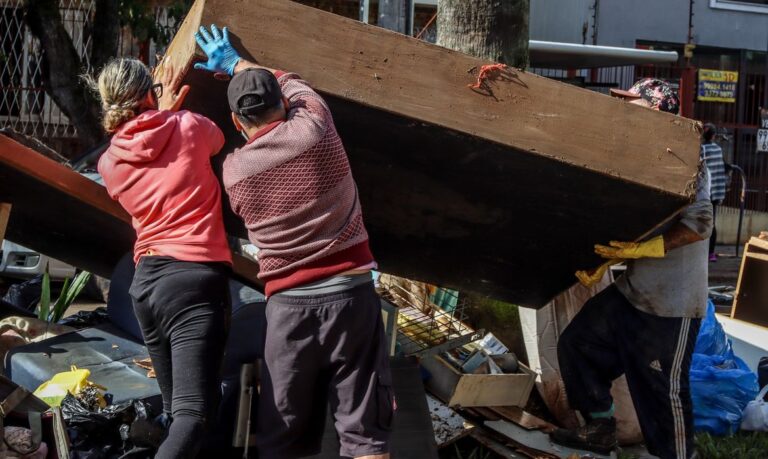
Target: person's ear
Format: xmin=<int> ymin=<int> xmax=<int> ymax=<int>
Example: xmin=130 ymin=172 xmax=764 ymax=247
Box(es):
xmin=231 ymin=112 xmax=243 ymax=131
xmin=144 ymin=91 xmax=157 ymax=110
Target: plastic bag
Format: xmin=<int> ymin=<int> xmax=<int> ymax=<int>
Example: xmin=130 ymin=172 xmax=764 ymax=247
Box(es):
xmin=58 ymin=307 xmax=110 ymax=329
xmin=62 ymin=394 xmax=158 ymax=459
xmin=33 ymin=366 xmax=106 ymax=408
xmin=741 ymin=385 xmax=768 ymax=432
xmin=694 ymin=300 xmax=734 ymax=358
xmin=1 ymin=275 xmax=43 ymax=312
xmin=691 ymin=301 xmax=759 ymax=435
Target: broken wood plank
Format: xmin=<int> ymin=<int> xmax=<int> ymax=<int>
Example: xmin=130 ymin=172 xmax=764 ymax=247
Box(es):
xmin=488 ymin=406 xmax=557 ymax=433
xmin=160 ymin=0 xmax=702 ymax=306
xmin=485 ymin=419 xmax=612 ymax=459
xmin=468 ymin=428 xmax=526 ymax=458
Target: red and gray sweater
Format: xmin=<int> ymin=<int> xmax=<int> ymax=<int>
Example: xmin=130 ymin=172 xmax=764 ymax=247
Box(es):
xmin=222 ymin=72 xmax=374 ymax=296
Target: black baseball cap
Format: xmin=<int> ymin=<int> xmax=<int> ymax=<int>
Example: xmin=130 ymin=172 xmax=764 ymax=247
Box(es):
xmin=227 ymin=68 xmax=283 ymax=116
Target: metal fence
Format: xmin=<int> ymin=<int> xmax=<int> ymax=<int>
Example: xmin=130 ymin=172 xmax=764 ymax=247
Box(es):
xmin=0 ymin=1 xmax=175 ymax=156
xmin=531 ymin=61 xmax=768 ymax=213
xmin=0 ymin=0 xmax=94 ymax=145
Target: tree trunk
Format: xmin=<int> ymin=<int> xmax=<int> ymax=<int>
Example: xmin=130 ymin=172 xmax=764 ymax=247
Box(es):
xmin=436 ymin=0 xmax=530 ymax=359
xmin=91 ymin=0 xmax=121 ymax=72
xmin=437 ymin=0 xmax=529 ymax=68
xmin=25 ymin=0 xmax=105 ymax=151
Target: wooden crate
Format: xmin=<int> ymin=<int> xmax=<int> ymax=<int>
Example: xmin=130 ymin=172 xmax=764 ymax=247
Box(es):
xmin=731 ymin=237 xmax=768 ymax=327
xmin=421 ymin=354 xmax=535 ymax=408
xmin=159 ymin=0 xmax=702 ymax=306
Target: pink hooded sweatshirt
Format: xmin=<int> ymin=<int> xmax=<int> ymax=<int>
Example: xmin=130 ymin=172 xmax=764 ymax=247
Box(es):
xmin=98 ymin=110 xmax=232 ymax=265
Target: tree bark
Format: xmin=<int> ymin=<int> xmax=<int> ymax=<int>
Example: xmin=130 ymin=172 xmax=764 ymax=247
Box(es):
xmin=25 ymin=0 xmax=104 ymax=151
xmin=91 ymin=0 xmax=121 ymax=72
xmin=437 ymin=0 xmax=529 ymax=68
xmin=436 ymin=0 xmax=530 ymax=359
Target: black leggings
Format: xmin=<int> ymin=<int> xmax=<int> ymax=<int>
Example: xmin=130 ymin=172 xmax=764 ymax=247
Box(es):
xmin=129 ymin=256 xmax=230 ymax=459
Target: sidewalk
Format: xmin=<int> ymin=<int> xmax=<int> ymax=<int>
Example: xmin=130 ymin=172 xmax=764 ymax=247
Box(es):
xmin=708 ymin=244 xmax=742 ymax=287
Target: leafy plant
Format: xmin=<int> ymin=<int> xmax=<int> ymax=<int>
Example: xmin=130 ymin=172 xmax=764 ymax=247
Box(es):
xmin=118 ymin=0 xmax=194 ymax=47
xmin=37 ymin=265 xmax=92 ymax=323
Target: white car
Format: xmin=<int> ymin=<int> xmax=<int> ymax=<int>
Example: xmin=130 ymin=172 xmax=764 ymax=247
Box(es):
xmin=0 ymin=240 xmax=77 ymax=281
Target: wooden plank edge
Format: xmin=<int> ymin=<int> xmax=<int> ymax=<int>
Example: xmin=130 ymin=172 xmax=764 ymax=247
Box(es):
xmin=0 ymin=203 xmax=10 ymax=243
xmin=0 ymin=135 xmax=129 ymax=223
xmin=744 ymin=252 xmax=768 ymax=263
xmin=487 ymin=406 xmax=558 ymax=433
xmin=747 ymin=236 xmax=768 ymax=252
xmin=731 ymin=239 xmax=752 ymax=319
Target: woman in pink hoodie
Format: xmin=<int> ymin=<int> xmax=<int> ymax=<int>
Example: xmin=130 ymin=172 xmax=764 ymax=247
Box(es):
xmin=94 ymin=58 xmax=231 ymax=459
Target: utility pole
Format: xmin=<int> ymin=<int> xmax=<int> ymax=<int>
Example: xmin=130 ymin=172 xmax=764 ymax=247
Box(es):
xmin=680 ymin=0 xmax=696 ymax=118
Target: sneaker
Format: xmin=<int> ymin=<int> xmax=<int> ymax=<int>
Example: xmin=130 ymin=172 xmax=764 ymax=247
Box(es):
xmin=549 ymin=417 xmax=617 ymax=455
xmin=709 ymin=253 xmax=717 ymax=262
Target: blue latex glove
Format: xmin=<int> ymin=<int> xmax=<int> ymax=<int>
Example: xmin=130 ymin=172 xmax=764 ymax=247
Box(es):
xmin=194 ymin=24 xmax=241 ymax=76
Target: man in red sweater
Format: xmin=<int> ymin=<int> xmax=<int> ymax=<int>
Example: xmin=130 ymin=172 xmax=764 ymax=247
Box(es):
xmin=195 ymin=25 xmax=393 ymax=459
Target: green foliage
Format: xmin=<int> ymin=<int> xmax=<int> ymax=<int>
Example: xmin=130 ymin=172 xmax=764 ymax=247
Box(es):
xmin=38 ymin=265 xmax=51 ymax=322
xmin=37 ymin=270 xmax=92 ymax=323
xmin=118 ymin=0 xmax=193 ymax=46
xmin=695 ymin=432 xmax=768 ymax=459
xmin=617 ymin=450 xmax=639 ymax=459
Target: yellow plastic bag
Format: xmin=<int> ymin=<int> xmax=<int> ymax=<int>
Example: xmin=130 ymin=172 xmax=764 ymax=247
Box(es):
xmin=33 ymin=366 xmax=106 ymax=408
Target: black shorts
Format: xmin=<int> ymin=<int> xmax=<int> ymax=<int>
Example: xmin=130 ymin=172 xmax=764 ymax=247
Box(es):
xmin=256 ymin=281 xmax=394 ymax=458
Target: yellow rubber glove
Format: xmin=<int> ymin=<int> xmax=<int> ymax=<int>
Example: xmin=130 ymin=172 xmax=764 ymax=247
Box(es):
xmin=575 ymin=259 xmax=621 ymax=287
xmin=594 ymin=235 xmax=665 ymax=260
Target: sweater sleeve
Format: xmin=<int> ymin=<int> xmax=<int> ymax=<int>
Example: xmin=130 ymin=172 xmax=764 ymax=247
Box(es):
xmin=277 ymin=73 xmax=330 ymax=147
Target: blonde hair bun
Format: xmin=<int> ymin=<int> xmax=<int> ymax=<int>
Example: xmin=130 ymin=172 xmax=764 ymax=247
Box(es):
xmin=95 ymin=58 xmax=153 ymax=133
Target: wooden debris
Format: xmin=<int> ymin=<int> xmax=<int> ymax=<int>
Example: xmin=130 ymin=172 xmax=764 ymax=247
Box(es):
xmin=133 ymin=358 xmax=157 ymax=379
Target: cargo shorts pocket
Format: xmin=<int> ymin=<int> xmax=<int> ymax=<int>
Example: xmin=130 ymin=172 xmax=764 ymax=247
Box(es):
xmin=376 ymin=372 xmax=395 ymax=431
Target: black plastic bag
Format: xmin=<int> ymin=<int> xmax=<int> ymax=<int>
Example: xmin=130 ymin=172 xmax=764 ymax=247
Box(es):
xmin=61 ymin=394 xmax=159 ymax=459
xmin=1 ymin=274 xmax=43 ymax=312
xmin=58 ymin=307 xmax=110 ymax=329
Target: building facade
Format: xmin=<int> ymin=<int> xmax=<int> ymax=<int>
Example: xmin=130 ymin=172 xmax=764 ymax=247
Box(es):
xmin=531 ymin=0 xmax=768 ymax=213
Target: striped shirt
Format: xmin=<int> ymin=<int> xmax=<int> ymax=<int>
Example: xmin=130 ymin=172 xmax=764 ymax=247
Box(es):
xmin=701 ymin=142 xmax=727 ymax=202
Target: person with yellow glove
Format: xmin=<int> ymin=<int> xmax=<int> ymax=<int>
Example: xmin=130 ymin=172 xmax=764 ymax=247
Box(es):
xmin=575 ymin=236 xmax=666 ymax=286
xmin=551 ymin=79 xmax=713 ymax=459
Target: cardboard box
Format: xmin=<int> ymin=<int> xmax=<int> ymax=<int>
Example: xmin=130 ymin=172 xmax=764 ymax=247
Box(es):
xmin=421 ymin=354 xmax=535 ymax=408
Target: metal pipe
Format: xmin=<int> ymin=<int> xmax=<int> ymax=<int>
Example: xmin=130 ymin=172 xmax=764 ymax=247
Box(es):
xmin=528 ymin=40 xmax=679 ymax=68
xmin=359 ymin=0 xmax=370 ymax=24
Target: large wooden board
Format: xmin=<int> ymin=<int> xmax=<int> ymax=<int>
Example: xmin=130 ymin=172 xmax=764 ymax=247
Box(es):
xmin=0 ymin=134 xmax=262 ymax=288
xmin=159 ymin=0 xmax=702 ymax=306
